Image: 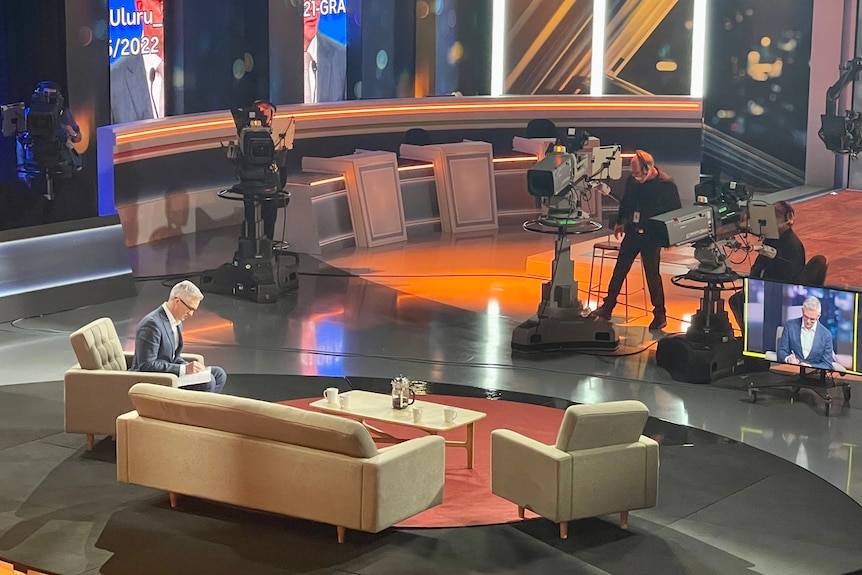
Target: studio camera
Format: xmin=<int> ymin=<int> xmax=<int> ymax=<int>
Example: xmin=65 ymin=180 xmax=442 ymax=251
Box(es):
xmin=229 ymin=106 xmax=279 ymax=191
xmin=819 ymin=58 xmax=862 ymax=157
xmin=646 ymin=178 xmax=772 ymax=277
xmin=527 ymin=130 xmax=621 ymax=230
xmin=2 ymin=81 xmax=82 ymax=195
xmin=200 ymin=105 xmax=297 ymax=304
xmin=512 ymin=131 xmax=623 ymax=353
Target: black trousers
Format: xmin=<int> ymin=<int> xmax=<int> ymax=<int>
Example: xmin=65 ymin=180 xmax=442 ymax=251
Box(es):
xmin=602 ymin=232 xmax=666 ymax=317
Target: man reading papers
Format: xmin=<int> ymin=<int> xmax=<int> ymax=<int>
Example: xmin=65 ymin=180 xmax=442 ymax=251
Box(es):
xmin=132 ymin=280 xmax=226 ymax=393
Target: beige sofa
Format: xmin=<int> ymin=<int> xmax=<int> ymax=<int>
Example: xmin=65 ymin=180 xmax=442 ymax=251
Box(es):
xmin=116 ymin=383 xmax=445 ymax=542
xmin=491 ymin=400 xmax=659 ymax=539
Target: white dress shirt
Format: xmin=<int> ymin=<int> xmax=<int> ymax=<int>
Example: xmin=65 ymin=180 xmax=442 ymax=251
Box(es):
xmin=143 ymin=53 xmax=164 ymax=118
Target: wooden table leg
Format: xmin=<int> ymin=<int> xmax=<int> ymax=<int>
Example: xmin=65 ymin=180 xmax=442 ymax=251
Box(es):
xmin=466 ymin=422 xmax=475 ymax=469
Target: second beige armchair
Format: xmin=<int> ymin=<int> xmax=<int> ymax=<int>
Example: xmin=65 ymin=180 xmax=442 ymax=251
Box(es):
xmin=491 ymin=400 xmax=659 ymax=539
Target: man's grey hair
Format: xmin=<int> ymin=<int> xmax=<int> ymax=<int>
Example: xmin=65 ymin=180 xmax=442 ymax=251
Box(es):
xmin=801 ymin=296 xmax=821 ymax=314
xmin=169 ymin=280 xmax=203 ymax=302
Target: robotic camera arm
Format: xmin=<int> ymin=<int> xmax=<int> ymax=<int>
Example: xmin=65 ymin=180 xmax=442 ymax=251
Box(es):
xmin=826 ymin=57 xmax=862 ymax=105
xmin=820 ymin=58 xmax=862 ymax=157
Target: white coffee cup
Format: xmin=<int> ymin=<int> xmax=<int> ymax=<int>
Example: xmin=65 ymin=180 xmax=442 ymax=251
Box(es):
xmin=412 ymin=406 xmax=424 ymax=423
xmin=443 ymin=406 xmax=458 ymax=423
xmin=338 ymin=394 xmax=350 ymax=410
xmin=324 ymin=387 xmax=339 ymax=405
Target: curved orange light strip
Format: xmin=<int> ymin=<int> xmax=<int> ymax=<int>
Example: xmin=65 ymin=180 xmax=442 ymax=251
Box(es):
xmin=493 ymin=155 xmax=538 ymax=163
xmin=309 ymin=175 xmax=346 ymax=187
xmin=115 ymin=99 xmax=700 ymax=145
xmin=398 ymin=163 xmax=435 ymax=172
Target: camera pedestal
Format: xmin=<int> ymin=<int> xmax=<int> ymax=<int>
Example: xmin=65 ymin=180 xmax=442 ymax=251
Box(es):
xmin=201 ymin=236 xmax=298 ymax=304
xmin=656 ymin=273 xmax=743 ymax=384
xmin=512 ymin=226 xmax=618 ymax=352
xmin=201 ymin=186 xmax=298 ymax=304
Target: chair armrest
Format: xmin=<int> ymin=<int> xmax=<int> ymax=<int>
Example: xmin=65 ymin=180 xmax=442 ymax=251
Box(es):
xmin=360 ymin=435 xmax=445 ymax=532
xmin=180 ymin=353 xmax=205 ymax=364
xmin=65 ymin=368 xmax=178 ymax=389
xmin=64 ymin=369 xmax=177 ymax=435
xmin=490 ymin=429 xmax=572 ymax=522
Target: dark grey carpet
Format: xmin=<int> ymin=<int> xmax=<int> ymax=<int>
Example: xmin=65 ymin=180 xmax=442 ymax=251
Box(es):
xmin=2 ymin=376 xmax=862 ymax=575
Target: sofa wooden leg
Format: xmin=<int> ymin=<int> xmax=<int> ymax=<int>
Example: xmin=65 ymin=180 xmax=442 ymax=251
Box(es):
xmin=559 ymin=521 xmax=568 ymax=539
xmin=620 ymin=510 xmax=629 ymax=529
xmin=169 ymin=492 xmax=178 ymax=509
xmin=336 ymin=526 xmax=346 ymax=543
xmin=517 ymin=506 xmax=525 ymax=519
xmin=86 ymin=434 xmax=94 ymax=451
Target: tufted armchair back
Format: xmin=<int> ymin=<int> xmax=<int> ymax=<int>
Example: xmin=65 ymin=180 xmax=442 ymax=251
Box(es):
xmin=65 ymin=316 xmax=180 ymax=451
xmin=70 ymin=317 xmax=128 ymax=371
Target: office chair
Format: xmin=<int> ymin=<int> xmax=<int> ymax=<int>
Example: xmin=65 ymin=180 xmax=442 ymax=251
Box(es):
xmin=403 ymin=128 xmax=432 ymax=146
xmin=795 ymin=255 xmax=828 ymax=286
xmin=526 ymin=119 xmax=557 ymax=139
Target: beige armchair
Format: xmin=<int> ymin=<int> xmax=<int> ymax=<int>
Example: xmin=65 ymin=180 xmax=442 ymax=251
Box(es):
xmin=491 ymin=400 xmax=658 ymax=539
xmin=64 ymin=317 xmax=202 ymax=450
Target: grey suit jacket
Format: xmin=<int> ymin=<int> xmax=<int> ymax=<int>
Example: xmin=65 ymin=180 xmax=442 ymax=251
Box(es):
xmin=110 ymin=54 xmax=155 ymax=124
xmin=777 ymin=317 xmax=834 ymax=371
xmin=315 ymin=33 xmax=347 ymax=102
xmin=132 ymin=306 xmax=186 ymax=376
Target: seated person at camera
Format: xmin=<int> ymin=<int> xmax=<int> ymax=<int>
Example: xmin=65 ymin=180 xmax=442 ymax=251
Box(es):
xmin=777 ymin=296 xmax=835 ymax=371
xmin=728 ymin=201 xmax=806 ymax=330
xmin=591 ymin=150 xmax=682 ymax=330
xmin=132 ymin=280 xmax=227 ymax=393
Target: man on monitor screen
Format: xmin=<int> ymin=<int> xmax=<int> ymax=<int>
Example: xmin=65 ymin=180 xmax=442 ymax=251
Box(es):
xmin=777 ymin=296 xmax=835 ymax=370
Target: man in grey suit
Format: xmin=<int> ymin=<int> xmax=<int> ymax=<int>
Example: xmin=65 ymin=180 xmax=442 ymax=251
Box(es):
xmin=777 ymin=296 xmax=835 ymax=371
xmin=110 ymin=54 xmax=155 ymax=124
xmin=303 ymin=0 xmax=346 ymax=103
xmin=132 ymin=280 xmax=227 ymax=393
xmin=110 ymin=0 xmax=165 ymax=123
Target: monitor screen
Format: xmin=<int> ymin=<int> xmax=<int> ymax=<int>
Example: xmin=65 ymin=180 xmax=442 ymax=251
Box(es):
xmin=109 ymin=0 xmax=166 ymax=123
xmin=743 ymin=278 xmax=858 ymax=374
xmin=747 ymin=201 xmax=780 ymax=240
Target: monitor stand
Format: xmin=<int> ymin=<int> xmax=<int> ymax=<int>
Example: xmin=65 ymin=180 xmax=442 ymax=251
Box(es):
xmin=748 ymin=367 xmax=852 ymax=415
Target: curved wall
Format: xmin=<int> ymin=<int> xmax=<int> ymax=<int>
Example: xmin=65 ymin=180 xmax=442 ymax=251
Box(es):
xmin=97 ymin=96 xmax=704 ymax=249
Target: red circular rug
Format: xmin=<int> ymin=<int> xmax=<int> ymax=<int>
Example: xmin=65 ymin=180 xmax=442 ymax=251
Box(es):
xmin=281 ymin=395 xmax=565 ymax=528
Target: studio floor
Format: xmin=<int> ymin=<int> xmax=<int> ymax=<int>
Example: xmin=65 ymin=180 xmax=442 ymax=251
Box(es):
xmin=2 ymin=193 xmax=862 ymax=574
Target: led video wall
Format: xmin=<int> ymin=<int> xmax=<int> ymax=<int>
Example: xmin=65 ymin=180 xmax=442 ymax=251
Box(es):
xmin=109 ymin=0 xmax=166 ymax=124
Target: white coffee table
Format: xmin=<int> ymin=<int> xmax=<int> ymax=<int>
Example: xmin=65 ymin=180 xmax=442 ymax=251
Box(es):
xmin=309 ymin=390 xmax=487 ymax=469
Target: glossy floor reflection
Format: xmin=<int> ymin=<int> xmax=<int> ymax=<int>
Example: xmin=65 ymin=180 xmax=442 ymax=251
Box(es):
xmin=2 ymin=221 xmax=862 ymax=574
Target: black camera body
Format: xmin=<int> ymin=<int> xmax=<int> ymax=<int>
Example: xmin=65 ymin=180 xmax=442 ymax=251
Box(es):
xmin=693 ymin=178 xmax=751 ymax=241
xmin=2 ymin=85 xmax=79 ymax=190
xmin=230 ymin=107 xmax=279 ymax=192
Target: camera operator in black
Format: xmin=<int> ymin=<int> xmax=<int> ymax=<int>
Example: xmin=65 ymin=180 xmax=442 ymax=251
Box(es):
xmin=591 ymin=150 xmax=682 ymax=330
xmin=728 ymin=200 xmax=806 ymax=329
